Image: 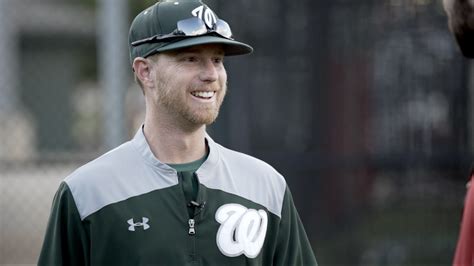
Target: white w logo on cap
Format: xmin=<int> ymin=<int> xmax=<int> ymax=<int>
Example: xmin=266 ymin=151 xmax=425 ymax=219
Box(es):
xmin=127 ymin=217 xmax=150 ymax=231
xmin=192 ymin=5 xmax=217 ymax=29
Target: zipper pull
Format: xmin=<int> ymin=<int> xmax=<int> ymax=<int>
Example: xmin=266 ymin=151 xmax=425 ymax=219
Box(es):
xmin=188 ymin=219 xmax=196 ymax=235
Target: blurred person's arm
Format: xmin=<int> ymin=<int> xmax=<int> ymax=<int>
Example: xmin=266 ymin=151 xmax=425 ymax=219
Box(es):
xmin=442 ymin=1 xmax=474 ymax=265
xmin=38 ymin=182 xmax=89 ymax=266
xmin=453 ymin=174 xmax=474 ymax=266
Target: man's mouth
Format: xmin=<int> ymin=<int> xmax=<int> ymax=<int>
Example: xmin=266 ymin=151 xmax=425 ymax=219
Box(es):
xmin=191 ymin=91 xmax=216 ymax=99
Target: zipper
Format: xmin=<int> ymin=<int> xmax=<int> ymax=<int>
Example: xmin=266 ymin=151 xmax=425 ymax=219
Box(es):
xmin=176 ymin=171 xmax=202 ymax=262
xmin=188 ymin=218 xmax=196 ymax=235
xmin=188 ymin=173 xmax=202 ymax=237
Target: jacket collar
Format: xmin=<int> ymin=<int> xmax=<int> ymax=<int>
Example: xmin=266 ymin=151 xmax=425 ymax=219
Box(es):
xmin=131 ymin=125 xmax=220 ymax=173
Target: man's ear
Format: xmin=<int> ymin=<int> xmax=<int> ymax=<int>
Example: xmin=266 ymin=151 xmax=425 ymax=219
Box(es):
xmin=133 ymin=57 xmax=155 ymax=88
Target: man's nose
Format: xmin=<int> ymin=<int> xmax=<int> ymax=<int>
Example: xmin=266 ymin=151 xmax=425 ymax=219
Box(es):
xmin=199 ymin=59 xmax=219 ymax=82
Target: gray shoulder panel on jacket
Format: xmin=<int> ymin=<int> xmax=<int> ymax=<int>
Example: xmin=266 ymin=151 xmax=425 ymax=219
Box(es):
xmin=65 ymin=140 xmax=177 ymax=220
xmin=197 ymin=141 xmax=287 ymax=218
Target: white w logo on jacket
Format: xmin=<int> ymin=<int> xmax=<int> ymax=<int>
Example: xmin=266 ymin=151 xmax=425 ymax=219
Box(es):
xmin=215 ymin=203 xmax=268 ymax=258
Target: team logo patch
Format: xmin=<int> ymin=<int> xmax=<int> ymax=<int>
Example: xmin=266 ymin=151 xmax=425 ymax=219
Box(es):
xmin=192 ymin=5 xmax=217 ymax=29
xmin=127 ymin=217 xmax=150 ymax=231
xmin=215 ymin=203 xmax=268 ymax=258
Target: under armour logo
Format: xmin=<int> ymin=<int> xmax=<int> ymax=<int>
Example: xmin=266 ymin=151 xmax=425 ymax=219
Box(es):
xmin=127 ymin=217 xmax=150 ymax=231
xmin=215 ymin=204 xmax=268 ymax=258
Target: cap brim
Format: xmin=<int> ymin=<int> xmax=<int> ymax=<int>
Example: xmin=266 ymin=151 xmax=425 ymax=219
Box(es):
xmin=154 ymin=35 xmax=253 ymax=56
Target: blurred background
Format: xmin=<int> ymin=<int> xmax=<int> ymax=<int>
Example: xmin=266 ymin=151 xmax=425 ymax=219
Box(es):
xmin=0 ymin=0 xmax=472 ymax=265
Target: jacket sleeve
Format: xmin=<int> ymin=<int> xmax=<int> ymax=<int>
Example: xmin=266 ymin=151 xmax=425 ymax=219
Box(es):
xmin=453 ymin=175 xmax=474 ymax=266
xmin=38 ymin=182 xmax=90 ymax=266
xmin=274 ymin=187 xmax=318 ymax=266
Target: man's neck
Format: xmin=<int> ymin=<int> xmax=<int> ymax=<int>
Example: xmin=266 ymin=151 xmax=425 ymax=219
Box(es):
xmin=143 ymin=118 xmax=208 ymax=165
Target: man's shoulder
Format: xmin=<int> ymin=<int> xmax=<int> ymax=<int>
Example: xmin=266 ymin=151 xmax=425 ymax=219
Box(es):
xmin=61 ymin=139 xmax=176 ymax=220
xmin=205 ymin=142 xmax=288 ymax=217
xmin=216 ymin=143 xmax=284 ymax=182
xmin=65 ymin=140 xmax=138 ymax=185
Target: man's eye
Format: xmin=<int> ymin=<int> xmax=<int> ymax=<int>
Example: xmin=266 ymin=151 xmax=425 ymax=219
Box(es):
xmin=213 ymin=57 xmax=224 ymax=64
xmin=184 ymin=56 xmax=197 ymax=62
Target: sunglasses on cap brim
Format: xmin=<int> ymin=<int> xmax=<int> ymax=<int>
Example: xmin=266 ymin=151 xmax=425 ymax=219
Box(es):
xmin=131 ymin=17 xmax=233 ymax=47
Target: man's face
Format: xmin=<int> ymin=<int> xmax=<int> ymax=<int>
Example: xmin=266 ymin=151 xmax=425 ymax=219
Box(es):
xmin=148 ymin=44 xmax=227 ymax=127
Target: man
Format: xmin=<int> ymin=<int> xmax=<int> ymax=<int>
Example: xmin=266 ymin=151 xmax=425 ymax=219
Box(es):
xmin=38 ymin=0 xmax=318 ymax=265
xmin=443 ymin=0 xmax=474 ymax=265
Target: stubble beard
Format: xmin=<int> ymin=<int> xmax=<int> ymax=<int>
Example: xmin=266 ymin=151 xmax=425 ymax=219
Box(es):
xmin=155 ymin=78 xmax=227 ymax=127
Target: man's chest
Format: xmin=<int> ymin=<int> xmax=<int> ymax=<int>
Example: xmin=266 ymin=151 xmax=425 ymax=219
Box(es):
xmin=84 ymin=185 xmax=277 ymax=265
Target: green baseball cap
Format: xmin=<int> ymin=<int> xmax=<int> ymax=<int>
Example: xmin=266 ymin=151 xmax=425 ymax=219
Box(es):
xmin=128 ymin=0 xmax=253 ymax=63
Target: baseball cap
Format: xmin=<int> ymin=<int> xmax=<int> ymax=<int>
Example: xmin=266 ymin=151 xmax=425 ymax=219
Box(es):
xmin=128 ymin=0 xmax=253 ymax=62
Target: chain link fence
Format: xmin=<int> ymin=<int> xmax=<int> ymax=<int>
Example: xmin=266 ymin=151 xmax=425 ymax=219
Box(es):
xmin=0 ymin=0 xmax=472 ymax=265
xmin=0 ymin=0 xmax=143 ymax=263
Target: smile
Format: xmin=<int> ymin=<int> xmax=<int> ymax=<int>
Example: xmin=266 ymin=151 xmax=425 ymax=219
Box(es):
xmin=191 ymin=91 xmax=216 ymax=99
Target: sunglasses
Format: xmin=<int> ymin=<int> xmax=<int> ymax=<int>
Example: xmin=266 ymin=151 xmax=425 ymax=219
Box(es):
xmin=131 ymin=17 xmax=233 ymax=47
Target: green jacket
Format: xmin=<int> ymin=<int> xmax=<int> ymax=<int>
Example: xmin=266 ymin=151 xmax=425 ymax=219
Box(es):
xmin=38 ymin=128 xmax=318 ymax=266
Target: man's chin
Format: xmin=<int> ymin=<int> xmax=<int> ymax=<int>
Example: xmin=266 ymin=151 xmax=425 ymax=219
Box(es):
xmin=185 ymin=111 xmax=219 ymax=127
